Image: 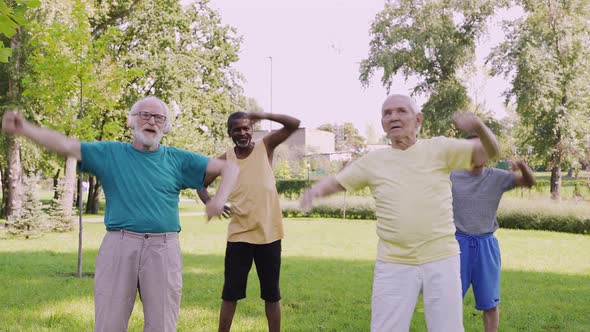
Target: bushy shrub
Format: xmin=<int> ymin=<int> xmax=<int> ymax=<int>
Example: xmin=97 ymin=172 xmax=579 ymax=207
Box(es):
xmin=276 ymin=180 xmax=309 ymax=199
xmin=282 ymin=205 xmax=376 ymax=220
xmin=497 ymin=211 xmax=590 ymax=234
xmin=276 ymin=180 xmax=372 ymax=199
xmin=281 ymin=196 xmax=590 ymax=235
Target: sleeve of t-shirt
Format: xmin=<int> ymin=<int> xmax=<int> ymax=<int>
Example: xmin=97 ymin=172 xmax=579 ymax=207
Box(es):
xmin=494 ymin=168 xmax=518 ymax=192
xmin=334 ymin=153 xmax=371 ymax=192
xmin=440 ymin=137 xmax=473 ymax=171
xmin=78 ymin=141 xmax=110 ymax=177
xmin=181 ymin=151 xmax=209 ymax=190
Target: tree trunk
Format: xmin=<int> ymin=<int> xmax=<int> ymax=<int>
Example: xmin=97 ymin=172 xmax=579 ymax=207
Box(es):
xmin=566 ymin=167 xmax=573 ymax=178
xmin=6 ymin=136 xmax=23 ymax=218
xmin=0 ymin=167 xmax=6 ymax=218
xmin=550 ymin=165 xmax=561 ymax=201
xmin=75 ymin=176 xmax=82 ymax=207
xmin=61 ymin=156 xmax=77 ymax=216
xmin=6 ymin=29 xmax=25 ymax=220
xmin=53 ymin=169 xmax=61 ymax=200
xmin=85 ymin=176 xmax=102 ymax=214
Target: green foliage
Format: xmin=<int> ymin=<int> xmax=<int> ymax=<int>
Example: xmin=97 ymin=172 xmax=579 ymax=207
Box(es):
xmin=281 ymin=194 xmax=590 ymax=235
xmin=4 ymin=0 xmax=243 ymax=219
xmin=360 ymin=0 xmax=502 ymax=136
xmin=497 ymin=210 xmax=589 ymax=235
xmin=276 ymin=179 xmax=308 ymax=199
xmin=5 ymin=174 xmax=46 ymax=238
xmin=420 ymin=78 xmax=470 ymax=137
xmin=0 ymin=0 xmax=41 ymax=62
xmin=318 ymin=122 xmax=366 ymax=155
xmin=283 ymin=205 xmax=376 ymax=220
xmin=240 ymin=97 xmax=264 ymax=130
xmin=274 ymin=160 xmax=292 ymax=180
xmin=47 ymin=179 xmax=74 ymax=232
xmin=487 ymin=0 xmax=590 ymax=198
xmin=22 ymin=0 xmax=129 ymax=142
xmin=110 ymin=0 xmax=243 ymax=153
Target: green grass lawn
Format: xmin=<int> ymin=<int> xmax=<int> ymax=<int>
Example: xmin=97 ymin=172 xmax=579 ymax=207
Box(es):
xmin=0 ymin=217 xmax=589 ymax=331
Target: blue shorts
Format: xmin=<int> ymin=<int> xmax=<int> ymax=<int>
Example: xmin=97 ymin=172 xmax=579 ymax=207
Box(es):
xmin=456 ymin=231 xmax=501 ymax=310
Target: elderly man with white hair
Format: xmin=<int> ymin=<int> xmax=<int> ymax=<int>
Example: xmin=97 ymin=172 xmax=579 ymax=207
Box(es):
xmin=301 ymin=94 xmax=499 ymax=332
xmin=1 ymin=96 xmax=238 ymax=332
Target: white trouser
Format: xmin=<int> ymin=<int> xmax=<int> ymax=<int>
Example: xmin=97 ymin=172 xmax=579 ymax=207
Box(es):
xmin=371 ymin=255 xmax=464 ymax=332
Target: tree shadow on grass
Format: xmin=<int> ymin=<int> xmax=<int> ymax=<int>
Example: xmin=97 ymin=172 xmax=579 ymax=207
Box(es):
xmin=0 ymin=251 xmax=588 ymax=331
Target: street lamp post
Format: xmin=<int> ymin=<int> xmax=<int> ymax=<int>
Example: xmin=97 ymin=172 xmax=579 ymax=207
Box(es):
xmin=267 ymin=56 xmax=273 ymax=131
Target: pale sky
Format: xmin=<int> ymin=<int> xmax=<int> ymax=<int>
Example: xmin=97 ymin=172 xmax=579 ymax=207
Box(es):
xmin=206 ymin=0 xmax=515 ymax=135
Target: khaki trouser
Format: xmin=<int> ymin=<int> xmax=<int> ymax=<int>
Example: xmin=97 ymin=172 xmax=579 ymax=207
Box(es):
xmin=94 ymin=230 xmax=182 ymax=332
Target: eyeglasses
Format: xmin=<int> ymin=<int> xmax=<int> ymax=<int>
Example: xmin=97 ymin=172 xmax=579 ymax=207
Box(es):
xmin=135 ymin=111 xmax=167 ymax=124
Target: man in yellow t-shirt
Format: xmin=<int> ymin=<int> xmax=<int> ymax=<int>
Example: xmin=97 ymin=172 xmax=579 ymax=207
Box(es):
xmin=301 ymin=94 xmax=499 ymax=332
xmin=199 ymin=111 xmax=300 ymax=332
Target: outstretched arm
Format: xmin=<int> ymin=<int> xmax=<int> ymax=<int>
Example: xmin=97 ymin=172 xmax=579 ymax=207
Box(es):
xmin=249 ymin=112 xmax=300 ymax=154
xmin=202 ymin=157 xmax=238 ymax=220
xmin=453 ymin=112 xmax=499 ymax=166
xmin=300 ymin=175 xmax=345 ymax=212
xmin=512 ymin=160 xmax=536 ymax=188
xmin=2 ymin=111 xmax=81 ymax=160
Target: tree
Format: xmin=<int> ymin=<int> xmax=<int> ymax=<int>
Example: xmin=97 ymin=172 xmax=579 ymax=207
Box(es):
xmin=365 ymin=123 xmax=388 ymax=145
xmin=5 ymin=173 xmax=45 ymax=238
xmin=360 ymin=0 xmax=502 ymax=136
xmin=108 ymin=0 xmax=243 ymax=156
xmin=487 ymin=0 xmax=590 ymax=200
xmin=23 ymin=0 xmax=122 ymax=220
xmin=318 ymin=122 xmax=366 ymax=156
xmin=242 ymin=97 xmax=264 ymax=130
xmin=274 ymin=160 xmax=292 ymax=180
xmin=47 ymin=179 xmax=75 ymax=232
xmin=0 ymin=0 xmax=41 ymax=62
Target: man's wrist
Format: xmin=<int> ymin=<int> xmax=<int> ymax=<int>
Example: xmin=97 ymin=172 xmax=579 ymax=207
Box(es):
xmin=472 ymin=121 xmax=486 ymax=135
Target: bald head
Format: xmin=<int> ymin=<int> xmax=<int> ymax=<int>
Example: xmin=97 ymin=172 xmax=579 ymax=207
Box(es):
xmin=381 ymin=94 xmax=421 ymax=115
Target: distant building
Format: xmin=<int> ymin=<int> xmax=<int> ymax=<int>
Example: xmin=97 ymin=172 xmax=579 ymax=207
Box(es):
xmin=254 ymin=127 xmax=335 ymax=155
xmin=254 ymin=127 xmax=353 ymax=164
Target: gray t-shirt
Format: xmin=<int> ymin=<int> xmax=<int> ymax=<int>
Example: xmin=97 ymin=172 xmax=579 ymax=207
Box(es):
xmin=451 ymin=168 xmax=517 ymax=234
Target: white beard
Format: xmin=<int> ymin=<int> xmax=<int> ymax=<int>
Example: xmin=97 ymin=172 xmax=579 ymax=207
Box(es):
xmin=235 ymin=138 xmax=250 ymax=148
xmin=134 ymin=125 xmax=163 ymax=148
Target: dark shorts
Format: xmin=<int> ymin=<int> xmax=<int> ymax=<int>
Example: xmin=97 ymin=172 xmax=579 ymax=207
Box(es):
xmin=456 ymin=231 xmax=501 ymax=310
xmin=222 ymin=240 xmax=281 ymax=302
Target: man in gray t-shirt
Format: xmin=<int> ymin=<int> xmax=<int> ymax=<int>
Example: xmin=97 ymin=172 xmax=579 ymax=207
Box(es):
xmin=451 ymin=141 xmax=535 ymax=332
xmin=452 ymin=167 xmax=517 ymax=235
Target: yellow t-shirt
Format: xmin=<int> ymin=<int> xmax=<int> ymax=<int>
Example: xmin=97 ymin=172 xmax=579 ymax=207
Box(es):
xmin=335 ymin=137 xmax=473 ymax=265
xmin=226 ymin=141 xmax=283 ymax=244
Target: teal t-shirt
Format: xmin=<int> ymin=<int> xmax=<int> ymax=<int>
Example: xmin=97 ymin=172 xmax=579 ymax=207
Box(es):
xmin=79 ymin=141 xmax=209 ymax=233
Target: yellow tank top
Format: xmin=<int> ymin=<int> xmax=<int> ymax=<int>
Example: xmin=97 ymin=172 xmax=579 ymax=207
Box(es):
xmin=226 ymin=141 xmax=284 ymax=244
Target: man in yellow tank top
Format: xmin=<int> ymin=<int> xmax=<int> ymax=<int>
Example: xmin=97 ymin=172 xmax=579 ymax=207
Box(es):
xmin=198 ymin=111 xmax=300 ymax=332
xmin=301 ymin=94 xmax=500 ymax=332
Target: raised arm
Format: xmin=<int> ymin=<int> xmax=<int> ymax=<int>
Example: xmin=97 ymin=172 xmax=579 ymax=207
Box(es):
xmin=202 ymin=157 xmax=238 ymax=220
xmin=300 ymin=175 xmax=345 ymax=212
xmin=2 ymin=111 xmax=81 ymax=160
xmin=453 ymin=112 xmax=499 ymax=166
xmin=512 ymin=160 xmax=536 ymax=188
xmin=249 ymin=112 xmax=300 ymax=154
